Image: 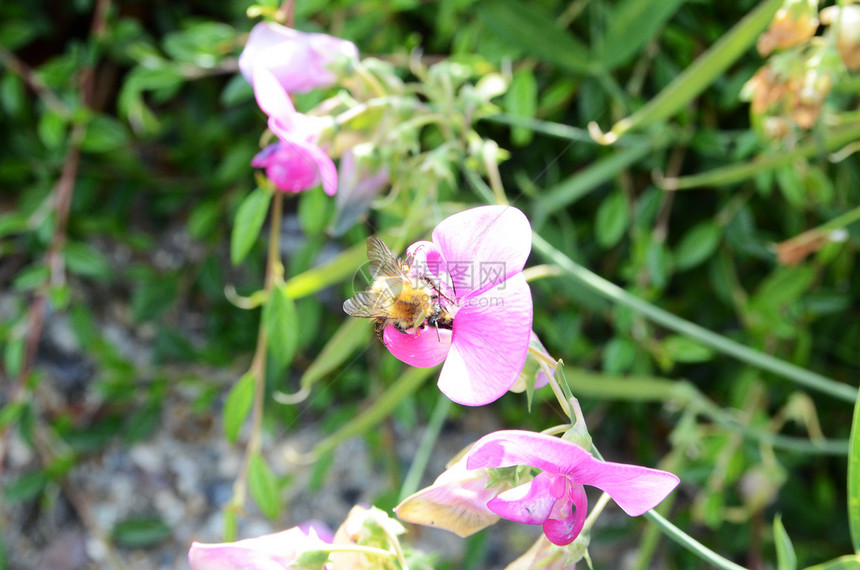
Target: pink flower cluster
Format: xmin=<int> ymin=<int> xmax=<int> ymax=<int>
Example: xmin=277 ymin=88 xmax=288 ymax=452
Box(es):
xmin=240 ymin=22 xmax=358 ymax=195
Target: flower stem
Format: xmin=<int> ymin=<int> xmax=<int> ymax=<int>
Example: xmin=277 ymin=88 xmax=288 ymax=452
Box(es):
xmin=642 ymin=510 xmax=748 ymax=570
xmin=532 ymin=232 xmax=857 ymax=403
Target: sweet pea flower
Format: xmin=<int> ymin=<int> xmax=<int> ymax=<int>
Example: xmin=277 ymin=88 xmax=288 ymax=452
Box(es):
xmin=383 ymin=205 xmax=533 ymax=406
xmin=239 ymin=22 xmax=358 ymax=94
xmin=394 ymin=453 xmax=515 ymax=537
xmin=466 ymin=430 xmax=680 ymax=546
xmin=188 ymin=523 xmax=332 ymax=569
xmin=251 ymin=67 xmax=337 ymax=195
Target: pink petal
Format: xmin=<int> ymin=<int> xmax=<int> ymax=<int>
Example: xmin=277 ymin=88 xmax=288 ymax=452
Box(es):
xmin=188 ymin=527 xmax=328 ymax=570
xmin=383 ymin=324 xmax=451 ymax=368
xmin=252 ymin=67 xmax=297 ymax=130
xmin=487 ymin=472 xmax=563 ymax=525
xmin=252 ymin=140 xmax=337 ymax=195
xmin=465 ymin=430 xmax=679 ymax=516
xmin=239 ymin=22 xmax=300 ymax=84
xmin=437 ymin=273 xmax=532 ymax=406
xmin=543 ymin=483 xmax=588 ymax=546
xmin=431 ymin=205 xmax=532 ymax=299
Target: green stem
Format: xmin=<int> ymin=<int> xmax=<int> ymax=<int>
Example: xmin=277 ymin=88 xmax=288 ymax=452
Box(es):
xmin=399 ymin=393 xmax=452 ymax=501
xmin=643 ymin=510 xmax=748 ymax=570
xmin=659 ymin=122 xmax=860 ymax=190
xmin=532 ymin=233 xmax=857 ymax=403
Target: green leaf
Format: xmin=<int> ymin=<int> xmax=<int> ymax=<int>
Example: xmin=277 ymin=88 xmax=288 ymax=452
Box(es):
xmin=249 ymin=453 xmax=281 ymax=520
xmin=803 ymin=555 xmax=860 ymax=570
xmin=505 ymin=69 xmax=538 ymax=146
xmin=230 ymin=187 xmax=272 ymax=265
xmin=4 ymin=469 xmax=47 ymax=502
xmin=477 ymin=0 xmax=593 ymax=75
xmin=223 ymin=509 xmax=238 ymax=542
xmin=849 ymin=386 xmax=860 ymax=552
xmin=595 ymin=189 xmax=629 ymax=248
xmin=663 ymin=335 xmax=715 ymax=363
xmin=12 ymin=264 xmax=49 ymax=291
xmin=599 ymin=0 xmax=687 ymax=69
xmin=3 ymin=335 xmax=24 ymax=379
xmin=774 ymin=515 xmax=797 ymax=570
xmin=675 ymin=221 xmax=722 ymax=271
xmin=603 ymin=337 xmax=636 ymax=374
xmin=37 ymin=108 xmax=67 ymax=150
xmin=64 ymin=242 xmax=112 ymax=279
xmin=223 ymin=372 xmax=255 ymax=443
xmin=112 ymin=517 xmax=171 ymax=547
xmin=81 ymin=114 xmax=131 ymax=153
xmin=263 ymin=285 xmax=298 ymax=375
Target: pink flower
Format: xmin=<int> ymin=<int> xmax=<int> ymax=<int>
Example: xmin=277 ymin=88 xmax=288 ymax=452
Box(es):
xmin=465 ymin=430 xmax=680 ymax=546
xmin=383 ymin=205 xmax=533 ymax=406
xmin=188 ymin=523 xmax=332 ymax=569
xmin=252 ymin=140 xmax=337 ymax=195
xmin=250 ymin=67 xmax=337 ymax=195
xmin=239 ymin=22 xmax=358 ymax=94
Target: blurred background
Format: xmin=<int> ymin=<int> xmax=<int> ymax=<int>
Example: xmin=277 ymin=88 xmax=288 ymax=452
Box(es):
xmin=1 ymin=0 xmax=858 ymax=568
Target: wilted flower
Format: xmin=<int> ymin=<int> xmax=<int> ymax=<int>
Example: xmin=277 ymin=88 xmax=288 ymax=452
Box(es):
xmin=251 ymin=67 xmax=337 ymax=194
xmin=465 ymin=430 xmax=680 ymax=546
xmin=239 ymin=21 xmax=358 ymax=94
xmin=188 ymin=523 xmax=332 ymax=569
xmin=330 ymin=506 xmax=405 ymax=570
xmin=757 ymin=0 xmax=820 ymax=56
xmin=821 ymin=5 xmax=860 ymax=70
xmin=382 ymin=205 xmax=534 ymax=406
xmin=330 ymin=145 xmax=390 ymax=235
xmin=394 ymin=452 xmax=515 ymax=537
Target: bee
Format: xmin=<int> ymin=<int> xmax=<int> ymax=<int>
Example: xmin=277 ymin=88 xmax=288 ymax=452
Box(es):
xmin=343 ymin=237 xmax=454 ymax=342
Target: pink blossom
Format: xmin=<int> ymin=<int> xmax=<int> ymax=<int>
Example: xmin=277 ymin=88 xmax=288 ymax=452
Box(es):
xmin=250 ymin=67 xmax=337 ymax=195
xmin=188 ymin=523 xmax=332 ymax=569
xmin=239 ymin=22 xmax=358 ymax=94
xmin=383 ymin=205 xmax=533 ymax=406
xmin=252 ymin=140 xmax=337 ymax=195
xmin=465 ymin=430 xmax=680 ymax=546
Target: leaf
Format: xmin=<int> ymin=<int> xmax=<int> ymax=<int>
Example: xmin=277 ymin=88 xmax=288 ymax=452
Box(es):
xmin=477 ymin=0 xmax=593 ymax=75
xmin=803 ymin=555 xmax=860 ymax=570
xmin=663 ymin=335 xmax=715 ymax=363
xmin=37 ymin=108 xmax=66 ymax=150
xmin=249 ymin=453 xmax=281 ymax=520
xmin=675 ymin=221 xmax=722 ymax=271
xmin=230 ymin=187 xmax=272 ymax=265
xmin=263 ymin=285 xmax=299 ymax=374
xmin=849 ymin=386 xmax=860 ymax=553
xmin=603 ymin=337 xmax=636 ymax=374
xmin=81 ymin=114 xmax=131 ymax=153
xmin=223 ymin=372 xmax=255 ymax=443
xmin=112 ymin=517 xmax=172 ymax=547
xmin=599 ymin=0 xmax=687 ymax=69
xmin=595 ymin=189 xmax=629 ymax=248
xmin=3 ymin=469 xmax=47 ymax=502
xmin=63 ymin=242 xmax=112 ymax=279
xmin=505 ymin=69 xmax=538 ymax=146
xmin=774 ymin=515 xmax=797 ymax=570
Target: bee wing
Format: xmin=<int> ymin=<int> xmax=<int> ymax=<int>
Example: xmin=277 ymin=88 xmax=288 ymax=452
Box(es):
xmin=367 ymin=236 xmax=406 ymax=279
xmin=343 ymin=290 xmax=392 ymax=318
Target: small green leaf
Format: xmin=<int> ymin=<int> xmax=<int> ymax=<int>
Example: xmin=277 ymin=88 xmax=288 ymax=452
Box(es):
xmin=849 ymin=386 xmax=860 ymax=553
xmin=774 ymin=515 xmax=797 ymax=570
xmin=803 ymin=554 xmax=860 ymax=570
xmin=64 ymin=242 xmax=112 ymax=279
xmin=3 ymin=335 xmax=24 ymax=379
xmin=37 ymin=108 xmax=67 ymax=150
xmin=223 ymin=372 xmax=255 ymax=443
xmin=4 ymin=469 xmax=47 ymax=502
xmin=663 ymin=335 xmax=714 ymax=363
xmin=223 ymin=509 xmax=238 ymax=542
xmin=231 ymin=187 xmax=272 ymax=265
xmin=603 ymin=337 xmax=636 ymax=374
xmin=112 ymin=517 xmax=171 ymax=547
xmin=263 ymin=285 xmax=299 ymax=375
xmin=81 ymin=114 xmax=131 ymax=153
xmin=505 ymin=69 xmax=537 ymax=146
xmin=675 ymin=221 xmax=722 ymax=271
xmin=12 ymin=264 xmax=49 ymax=291
xmin=595 ymin=189 xmax=629 ymax=248
xmin=599 ymin=0 xmax=687 ymax=69
xmin=249 ymin=453 xmax=281 ymax=520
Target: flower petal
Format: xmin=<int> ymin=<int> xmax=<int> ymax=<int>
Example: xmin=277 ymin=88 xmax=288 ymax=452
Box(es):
xmin=487 ymin=472 xmax=563 ymax=525
xmin=383 ymin=324 xmax=451 ymax=368
xmin=395 ymin=456 xmax=503 ymax=537
xmin=437 ymin=273 xmax=532 ymax=406
xmin=466 ymin=430 xmax=680 ymax=517
xmin=188 ymin=526 xmax=328 ymax=570
xmin=252 ymin=139 xmax=337 ymax=195
xmin=431 ymin=205 xmax=531 ymax=299
xmin=543 ymin=483 xmax=588 ymax=546
xmin=252 ymin=67 xmax=297 ymax=130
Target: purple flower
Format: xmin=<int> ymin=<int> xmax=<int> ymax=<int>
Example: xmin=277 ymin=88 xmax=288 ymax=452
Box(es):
xmin=239 ymin=22 xmax=358 ymax=94
xmin=188 ymin=523 xmax=332 ymax=569
xmin=250 ymin=66 xmax=337 ymax=195
xmin=383 ymin=205 xmax=533 ymax=406
xmin=465 ymin=430 xmax=680 ymax=546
